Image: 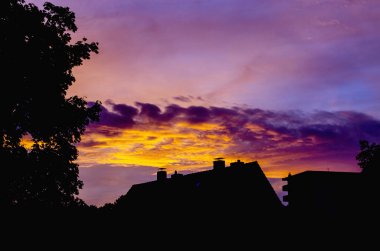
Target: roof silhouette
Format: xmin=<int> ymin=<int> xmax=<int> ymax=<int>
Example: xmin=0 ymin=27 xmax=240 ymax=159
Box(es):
xmin=114 ymin=160 xmax=283 ymax=217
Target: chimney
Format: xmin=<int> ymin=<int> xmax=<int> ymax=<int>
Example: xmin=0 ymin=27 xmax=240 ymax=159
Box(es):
xmin=157 ymin=168 xmax=167 ymax=181
xmin=213 ymin=157 xmax=225 ymax=170
xmin=171 ymin=170 xmax=183 ymax=179
xmin=230 ymin=159 xmax=244 ymax=168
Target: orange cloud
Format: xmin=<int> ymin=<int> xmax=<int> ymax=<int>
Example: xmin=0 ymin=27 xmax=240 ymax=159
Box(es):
xmin=76 ymin=101 xmax=380 ymax=179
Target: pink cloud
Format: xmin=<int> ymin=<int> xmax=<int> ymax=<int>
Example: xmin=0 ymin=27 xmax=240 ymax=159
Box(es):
xmin=28 ymin=0 xmax=380 ymax=117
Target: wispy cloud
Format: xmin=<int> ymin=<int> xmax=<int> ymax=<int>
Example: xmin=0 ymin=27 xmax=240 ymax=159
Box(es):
xmin=29 ymin=0 xmax=380 ymax=116
xmin=173 ymin=95 xmax=204 ymax=103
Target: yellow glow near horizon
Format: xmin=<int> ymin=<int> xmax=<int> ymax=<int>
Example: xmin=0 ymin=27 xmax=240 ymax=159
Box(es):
xmin=76 ymin=121 xmax=306 ymax=178
xmin=19 ymin=120 xmax=331 ymax=179
xmin=78 ymin=123 xmax=232 ymax=171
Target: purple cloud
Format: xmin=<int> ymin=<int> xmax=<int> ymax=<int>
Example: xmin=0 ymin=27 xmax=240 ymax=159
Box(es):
xmin=94 ymin=104 xmax=137 ymax=128
xmin=173 ymin=96 xmax=192 ymax=103
xmin=160 ymin=104 xmax=185 ymax=121
xmin=88 ymin=102 xmax=380 ymax=168
xmin=135 ymin=102 xmax=185 ymax=122
xmin=113 ymin=103 xmax=139 ymax=118
xmin=80 ymin=140 xmax=107 ymax=148
xmin=173 ymin=95 xmax=205 ymax=103
xmin=185 ymin=106 xmax=211 ymax=123
xmin=91 ymin=102 xmax=380 ymax=147
xmin=210 ymin=107 xmax=239 ymax=117
xmin=136 ymin=102 xmax=162 ymax=120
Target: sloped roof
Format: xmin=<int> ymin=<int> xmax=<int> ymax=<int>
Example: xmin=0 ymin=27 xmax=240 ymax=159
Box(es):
xmin=116 ymin=161 xmax=283 ymax=214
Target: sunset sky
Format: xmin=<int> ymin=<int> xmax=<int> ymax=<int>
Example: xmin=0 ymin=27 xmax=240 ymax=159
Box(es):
xmin=30 ymin=0 xmax=380 ymax=206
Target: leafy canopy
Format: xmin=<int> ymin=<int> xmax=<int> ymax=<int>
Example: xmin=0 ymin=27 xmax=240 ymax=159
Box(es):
xmin=356 ymin=140 xmax=380 ymax=175
xmin=0 ymin=0 xmax=100 ymax=207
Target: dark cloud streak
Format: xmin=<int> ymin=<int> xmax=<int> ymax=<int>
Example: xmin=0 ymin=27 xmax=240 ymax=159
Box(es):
xmin=92 ymin=102 xmax=380 ymax=142
xmin=88 ymin=101 xmax=380 ymax=165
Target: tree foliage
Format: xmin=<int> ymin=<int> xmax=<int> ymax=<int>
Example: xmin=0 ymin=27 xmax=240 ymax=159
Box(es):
xmin=0 ymin=0 xmax=100 ymax=207
xmin=356 ymin=140 xmax=380 ymax=175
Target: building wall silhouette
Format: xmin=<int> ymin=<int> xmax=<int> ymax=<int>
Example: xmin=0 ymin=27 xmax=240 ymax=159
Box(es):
xmin=283 ymin=171 xmax=363 ymax=216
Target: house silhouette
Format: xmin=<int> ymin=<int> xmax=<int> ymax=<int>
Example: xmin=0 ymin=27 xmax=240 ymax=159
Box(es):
xmin=113 ymin=159 xmax=283 ymax=217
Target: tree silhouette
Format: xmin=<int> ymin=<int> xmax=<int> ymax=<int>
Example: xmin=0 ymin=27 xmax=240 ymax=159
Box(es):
xmin=356 ymin=140 xmax=380 ymax=175
xmin=0 ymin=0 xmax=100 ymax=208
